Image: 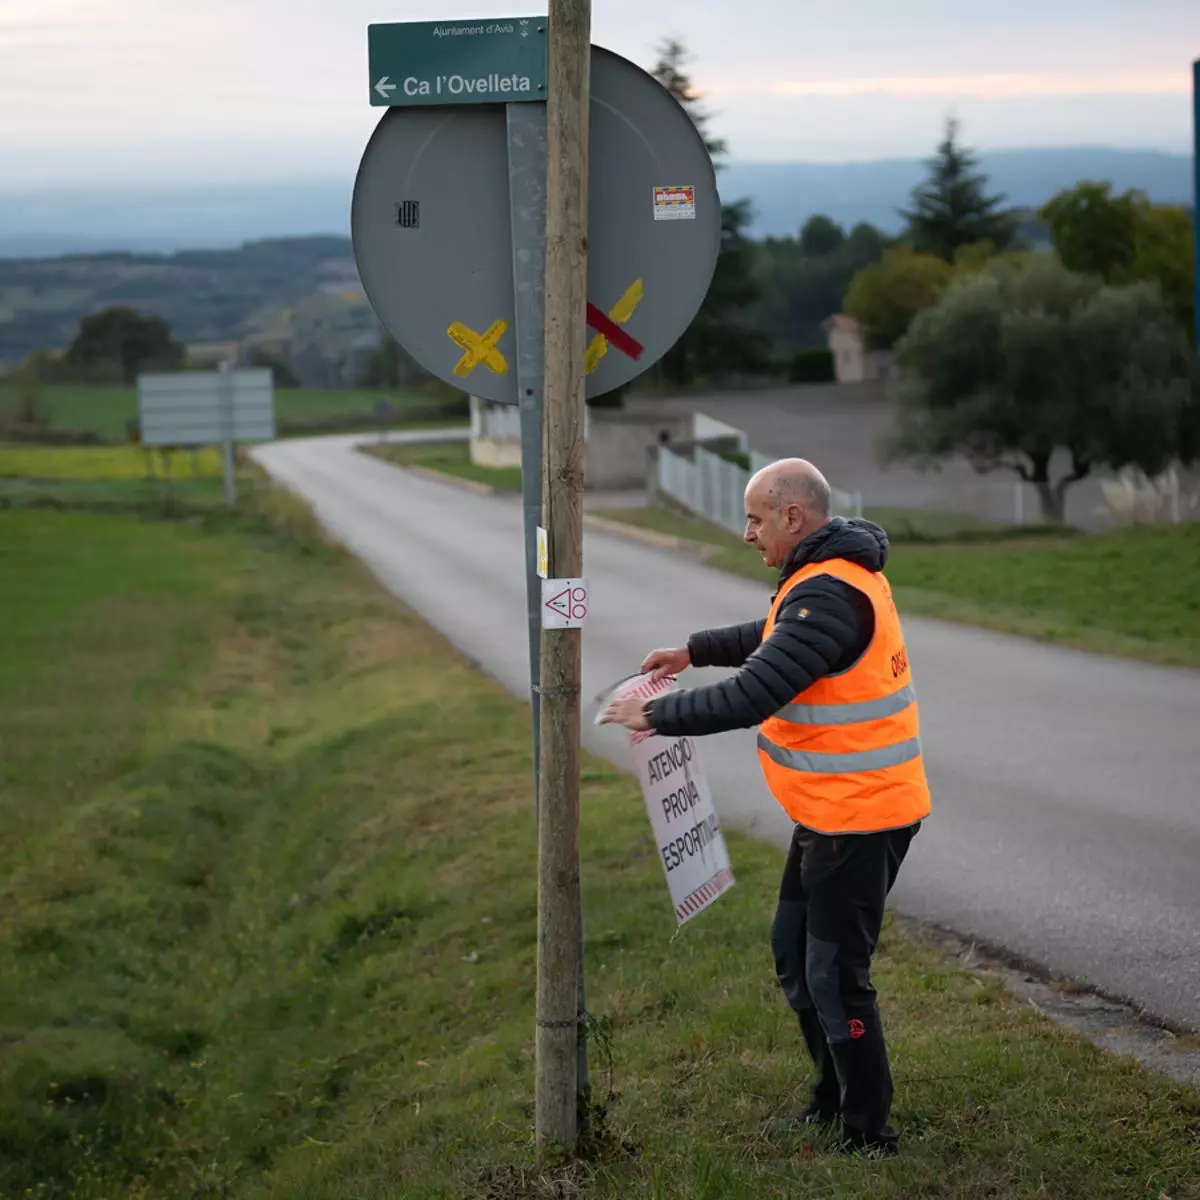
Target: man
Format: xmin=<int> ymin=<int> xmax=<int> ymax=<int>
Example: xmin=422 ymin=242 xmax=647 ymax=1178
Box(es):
xmin=600 ymin=458 xmax=931 ymax=1156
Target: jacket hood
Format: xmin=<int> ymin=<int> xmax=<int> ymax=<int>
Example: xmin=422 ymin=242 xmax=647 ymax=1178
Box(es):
xmin=780 ymin=517 xmax=889 ymax=582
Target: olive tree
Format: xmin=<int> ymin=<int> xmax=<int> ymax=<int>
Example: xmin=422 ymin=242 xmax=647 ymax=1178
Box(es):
xmin=888 ymin=257 xmax=1200 ymax=523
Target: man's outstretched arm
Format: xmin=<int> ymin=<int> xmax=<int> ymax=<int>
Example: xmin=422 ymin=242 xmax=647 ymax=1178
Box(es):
xmin=647 ymin=578 xmax=872 ymax=738
xmin=686 ymin=620 xmax=767 ymax=670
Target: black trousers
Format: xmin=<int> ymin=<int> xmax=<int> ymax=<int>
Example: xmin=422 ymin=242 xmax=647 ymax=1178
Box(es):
xmin=770 ymin=821 xmax=920 ymax=1137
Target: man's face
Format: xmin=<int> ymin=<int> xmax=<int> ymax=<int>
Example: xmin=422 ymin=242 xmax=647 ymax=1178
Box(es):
xmin=744 ymin=479 xmax=804 ymax=569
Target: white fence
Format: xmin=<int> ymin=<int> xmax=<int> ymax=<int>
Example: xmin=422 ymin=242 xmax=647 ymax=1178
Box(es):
xmin=659 ymin=446 xmax=748 ymax=535
xmin=692 ymin=412 xmax=749 ymax=450
xmin=659 ymin=445 xmax=864 ymax=534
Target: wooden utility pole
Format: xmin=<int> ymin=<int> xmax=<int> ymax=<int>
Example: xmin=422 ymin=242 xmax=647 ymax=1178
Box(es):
xmin=536 ymin=0 xmax=590 ymax=1155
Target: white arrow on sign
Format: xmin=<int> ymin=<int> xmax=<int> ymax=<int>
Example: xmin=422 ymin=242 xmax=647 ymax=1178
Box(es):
xmin=375 ymin=76 xmax=397 ymax=99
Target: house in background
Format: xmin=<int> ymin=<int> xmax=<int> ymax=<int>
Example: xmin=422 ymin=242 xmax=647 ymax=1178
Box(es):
xmin=822 ymin=314 xmax=897 ymax=385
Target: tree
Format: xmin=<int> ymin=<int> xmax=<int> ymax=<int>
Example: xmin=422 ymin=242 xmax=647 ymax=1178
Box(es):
xmin=901 ymin=118 xmax=1016 ymax=261
xmin=799 ymin=215 xmax=846 ymax=259
xmin=651 ymin=39 xmax=767 ymax=386
xmin=1133 ymin=203 xmax=1195 ymax=339
xmin=1041 ymin=183 xmax=1196 ymax=337
xmin=844 ymin=246 xmax=955 ymax=349
xmin=651 ymin=38 xmax=726 ymax=159
xmin=359 ymin=330 xmax=426 ymax=389
xmin=888 ymin=257 xmax=1200 ymax=523
xmin=844 ymin=241 xmax=1026 ymax=350
xmin=64 ymin=306 xmax=185 ymax=384
xmin=844 ymin=221 xmax=889 ymax=263
xmin=248 ymin=347 xmax=301 ymax=389
xmin=1040 ymin=181 xmax=1139 ymax=279
xmin=17 ymin=347 xmax=67 ymax=385
xmin=5 ymin=356 xmax=51 ymax=431
xmin=754 ymin=221 xmax=890 ymax=354
xmin=669 ymin=199 xmax=771 ymax=382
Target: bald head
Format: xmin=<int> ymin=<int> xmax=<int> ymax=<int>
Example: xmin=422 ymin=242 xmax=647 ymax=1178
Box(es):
xmin=756 ymin=458 xmax=832 ymax=519
xmin=743 ymin=458 xmax=834 ymax=569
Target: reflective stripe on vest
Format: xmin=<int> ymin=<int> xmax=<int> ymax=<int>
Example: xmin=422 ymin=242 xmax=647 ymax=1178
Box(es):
xmin=757 ymin=732 xmax=923 ymax=775
xmin=756 ymin=555 xmax=932 ymax=835
xmin=774 ymin=683 xmax=917 ymax=727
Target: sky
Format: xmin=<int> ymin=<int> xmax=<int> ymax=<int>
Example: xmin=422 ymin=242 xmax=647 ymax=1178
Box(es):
xmin=1 ymin=0 xmax=1197 ymax=191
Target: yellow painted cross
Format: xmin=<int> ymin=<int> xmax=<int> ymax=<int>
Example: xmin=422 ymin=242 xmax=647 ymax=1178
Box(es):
xmin=447 ymin=318 xmax=509 ymax=378
xmin=586 ymin=279 xmax=644 ymax=375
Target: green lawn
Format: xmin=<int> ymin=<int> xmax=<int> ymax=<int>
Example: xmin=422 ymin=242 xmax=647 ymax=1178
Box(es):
xmin=593 ymin=505 xmax=1200 ymax=668
xmin=0 ymin=383 xmax=468 ymax=442
xmin=0 ymin=475 xmax=1198 ymax=1197
xmin=361 ymin=438 xmax=524 ymax=491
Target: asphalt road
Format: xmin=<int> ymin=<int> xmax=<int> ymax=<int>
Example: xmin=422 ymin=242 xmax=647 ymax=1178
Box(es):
xmin=252 ymin=433 xmax=1200 ymax=1031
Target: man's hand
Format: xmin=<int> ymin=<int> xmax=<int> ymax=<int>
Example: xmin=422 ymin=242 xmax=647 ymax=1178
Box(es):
xmin=640 ymin=646 xmax=690 ymax=682
xmin=598 ymin=695 xmax=651 ymax=732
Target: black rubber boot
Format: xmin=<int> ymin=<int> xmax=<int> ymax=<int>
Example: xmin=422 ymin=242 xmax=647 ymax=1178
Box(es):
xmin=827 ymin=1021 xmax=896 ymax=1152
xmin=839 ymin=1123 xmax=900 ymax=1157
xmin=797 ymin=1102 xmax=839 ymax=1129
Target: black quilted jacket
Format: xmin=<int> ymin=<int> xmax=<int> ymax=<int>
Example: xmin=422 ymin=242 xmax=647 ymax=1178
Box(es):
xmin=646 ymin=518 xmax=889 ymax=738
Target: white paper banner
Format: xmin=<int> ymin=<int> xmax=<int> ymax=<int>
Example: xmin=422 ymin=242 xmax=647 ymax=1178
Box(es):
xmin=601 ymin=673 xmax=736 ymax=926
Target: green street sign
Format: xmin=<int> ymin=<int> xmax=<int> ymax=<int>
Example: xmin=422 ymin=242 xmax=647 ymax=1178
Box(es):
xmin=368 ymin=17 xmax=547 ymax=107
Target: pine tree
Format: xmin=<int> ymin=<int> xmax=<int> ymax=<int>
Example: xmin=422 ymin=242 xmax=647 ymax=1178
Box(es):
xmin=901 ymin=118 xmax=1015 ymax=262
xmin=652 ymin=39 xmax=727 ymax=162
xmin=650 ymin=39 xmax=768 ymax=387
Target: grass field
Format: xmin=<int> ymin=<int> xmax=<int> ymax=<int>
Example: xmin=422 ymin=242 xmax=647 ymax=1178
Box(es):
xmin=0 ymin=383 xmax=468 ymax=442
xmin=362 ymin=438 xmax=524 ymax=491
xmin=1 ymin=454 xmax=1198 ymax=1198
xmin=0 ymin=441 xmax=245 ymax=516
xmin=593 ymin=505 xmax=1200 ymax=668
xmin=0 ymin=442 xmax=224 ymax=480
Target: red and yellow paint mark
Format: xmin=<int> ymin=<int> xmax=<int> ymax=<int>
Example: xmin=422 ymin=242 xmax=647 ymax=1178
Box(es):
xmin=586 ymin=279 xmax=644 ymax=375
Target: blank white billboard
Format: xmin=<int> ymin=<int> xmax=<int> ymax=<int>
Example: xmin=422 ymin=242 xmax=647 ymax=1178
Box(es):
xmin=138 ymin=369 xmax=276 ymax=447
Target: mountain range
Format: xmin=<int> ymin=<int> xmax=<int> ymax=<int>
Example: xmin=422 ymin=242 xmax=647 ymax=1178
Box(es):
xmin=0 ymin=146 xmax=1191 ymax=257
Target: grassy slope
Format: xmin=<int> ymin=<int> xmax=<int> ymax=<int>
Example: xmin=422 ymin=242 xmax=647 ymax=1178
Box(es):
xmin=362 ymin=439 xmax=524 ymax=492
xmin=594 ymin=505 xmax=1200 ymax=668
xmin=0 ymin=467 xmax=1198 ymax=1197
xmin=0 ymin=385 xmax=466 ymax=442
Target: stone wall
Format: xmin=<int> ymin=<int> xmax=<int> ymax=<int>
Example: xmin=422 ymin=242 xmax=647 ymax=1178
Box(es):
xmin=583 ymin=407 xmax=694 ymax=490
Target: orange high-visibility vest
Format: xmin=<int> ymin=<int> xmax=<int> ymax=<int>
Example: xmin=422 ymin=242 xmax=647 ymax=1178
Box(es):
xmin=757 ymin=558 xmax=932 ymax=835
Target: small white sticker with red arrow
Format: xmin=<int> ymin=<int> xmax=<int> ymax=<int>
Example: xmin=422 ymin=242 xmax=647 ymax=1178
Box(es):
xmin=541 ymin=578 xmax=588 ymax=629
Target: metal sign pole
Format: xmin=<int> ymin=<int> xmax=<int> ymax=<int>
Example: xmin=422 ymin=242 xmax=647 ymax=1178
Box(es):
xmin=506 ymin=101 xmax=548 ymax=813
xmin=219 ymin=360 xmax=237 ymax=507
xmin=1192 ymin=58 xmax=1199 ymax=355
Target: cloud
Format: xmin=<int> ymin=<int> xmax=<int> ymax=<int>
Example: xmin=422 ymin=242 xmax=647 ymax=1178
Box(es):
xmin=721 ymin=71 xmax=1193 ymax=101
xmin=1 ymin=0 xmax=1196 ymax=188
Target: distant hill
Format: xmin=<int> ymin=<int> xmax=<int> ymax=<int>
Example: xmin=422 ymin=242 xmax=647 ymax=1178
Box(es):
xmin=720 ymin=147 xmax=1193 ymax=237
xmin=0 ymin=182 xmax=355 ymax=260
xmin=0 ymin=237 xmax=378 ymax=385
xmin=0 ymin=146 xmax=1190 ymax=255
xmin=0 ymin=144 xmax=1191 ymax=379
